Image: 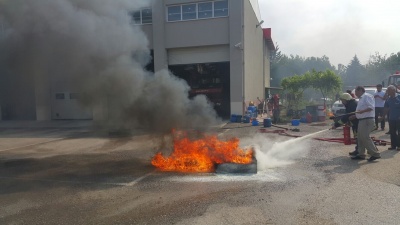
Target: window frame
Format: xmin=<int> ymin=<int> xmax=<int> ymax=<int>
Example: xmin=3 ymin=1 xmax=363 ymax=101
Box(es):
xmin=141 ymin=8 xmax=153 ymax=24
xmin=167 ymin=5 xmax=182 ymax=22
xmin=131 ymin=8 xmax=153 ymax=25
xmin=166 ymin=1 xmax=229 ymax=22
xmin=182 ymin=3 xmax=197 ymax=21
xmin=198 ymin=2 xmax=213 ymax=19
xmin=213 ymin=0 xmax=229 ymax=18
xmin=55 ymin=93 xmax=65 ymax=100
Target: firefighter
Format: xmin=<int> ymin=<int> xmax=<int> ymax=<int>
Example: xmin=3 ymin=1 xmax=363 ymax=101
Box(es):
xmin=330 ymin=93 xmax=359 ymax=156
xmin=272 ymin=94 xmax=280 ymax=124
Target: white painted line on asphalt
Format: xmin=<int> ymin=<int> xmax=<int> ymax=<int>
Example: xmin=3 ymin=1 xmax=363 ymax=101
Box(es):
xmin=219 ymin=122 xmax=228 ymax=128
xmin=218 ymin=129 xmax=229 ymax=136
xmin=0 ymin=138 xmax=67 ymax=152
xmin=123 ymin=172 xmax=155 ymax=186
xmin=0 ymin=176 xmax=122 ymax=186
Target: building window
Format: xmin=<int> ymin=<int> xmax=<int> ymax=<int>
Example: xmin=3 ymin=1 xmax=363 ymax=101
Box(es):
xmin=198 ymin=2 xmax=213 ymax=19
xmin=130 ymin=8 xmax=152 ymax=25
xmin=69 ymin=93 xmax=80 ymax=100
xmin=131 ymin=11 xmax=141 ymax=24
xmin=167 ymin=5 xmax=181 ymax=22
xmin=55 ymin=93 xmax=65 ymax=100
xmin=141 ymin=8 xmax=152 ymax=24
xmin=182 ymin=4 xmax=197 ymax=20
xmin=167 ymin=1 xmax=228 ymax=22
xmin=214 ymin=0 xmax=228 ymax=17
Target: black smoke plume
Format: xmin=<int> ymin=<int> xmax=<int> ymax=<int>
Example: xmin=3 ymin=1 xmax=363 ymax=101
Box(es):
xmin=0 ymin=0 xmax=219 ymax=133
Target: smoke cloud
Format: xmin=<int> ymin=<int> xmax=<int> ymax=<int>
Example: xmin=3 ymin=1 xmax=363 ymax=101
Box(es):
xmin=0 ymin=0 xmax=219 ymax=133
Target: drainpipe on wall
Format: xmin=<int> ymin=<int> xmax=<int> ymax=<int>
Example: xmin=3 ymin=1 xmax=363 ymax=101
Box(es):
xmin=263 ymin=36 xmax=265 ymax=103
xmin=241 ymin=0 xmax=245 ymax=120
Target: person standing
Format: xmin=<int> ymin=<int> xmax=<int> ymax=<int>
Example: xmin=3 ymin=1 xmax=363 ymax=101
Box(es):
xmin=350 ymin=86 xmax=381 ymax=161
xmin=272 ymin=94 xmax=280 ymax=124
xmin=330 ymin=93 xmax=359 ymax=156
xmin=384 ymin=85 xmax=400 ymax=150
xmin=384 ymin=91 xmax=391 ymax=135
xmin=373 ymin=84 xmax=386 ymax=130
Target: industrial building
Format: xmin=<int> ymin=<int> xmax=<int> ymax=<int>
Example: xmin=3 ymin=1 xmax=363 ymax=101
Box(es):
xmin=0 ymin=0 xmax=275 ymax=120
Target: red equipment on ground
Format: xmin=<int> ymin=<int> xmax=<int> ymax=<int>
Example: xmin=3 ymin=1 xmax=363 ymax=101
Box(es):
xmin=343 ymin=125 xmax=351 ymax=145
xmin=306 ymin=112 xmax=312 ymax=123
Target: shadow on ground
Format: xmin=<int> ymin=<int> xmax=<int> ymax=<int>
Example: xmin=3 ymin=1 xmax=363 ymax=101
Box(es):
xmin=0 ymin=153 xmax=154 ymax=195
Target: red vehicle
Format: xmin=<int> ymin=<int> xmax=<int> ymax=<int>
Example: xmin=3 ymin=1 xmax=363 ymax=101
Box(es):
xmin=188 ymin=76 xmax=223 ymax=108
xmin=168 ymin=62 xmax=230 ymax=118
xmin=387 ymin=71 xmax=400 ymax=89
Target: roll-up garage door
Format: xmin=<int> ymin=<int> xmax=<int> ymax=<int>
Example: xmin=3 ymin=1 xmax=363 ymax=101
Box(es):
xmin=168 ymin=45 xmax=229 ymax=65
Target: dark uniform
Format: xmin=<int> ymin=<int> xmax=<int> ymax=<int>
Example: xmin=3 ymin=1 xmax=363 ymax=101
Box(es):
xmin=333 ymin=98 xmax=359 ymax=154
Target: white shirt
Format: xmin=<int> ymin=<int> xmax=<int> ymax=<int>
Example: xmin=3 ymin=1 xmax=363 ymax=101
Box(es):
xmin=374 ymin=90 xmax=386 ymax=107
xmin=356 ymin=92 xmax=375 ymax=119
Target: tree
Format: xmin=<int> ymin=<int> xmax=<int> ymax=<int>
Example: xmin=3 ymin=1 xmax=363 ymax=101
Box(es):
xmin=270 ymin=49 xmax=336 ymax=90
xmin=310 ymin=69 xmax=342 ymax=108
xmin=343 ymin=55 xmax=366 ymax=87
xmin=281 ymin=72 xmax=311 ymax=112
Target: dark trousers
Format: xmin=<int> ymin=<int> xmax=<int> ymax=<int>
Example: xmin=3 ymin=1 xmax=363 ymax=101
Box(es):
xmin=273 ymin=109 xmax=280 ymax=124
xmin=375 ymin=107 xmax=385 ymax=129
xmin=352 ymin=126 xmax=358 ymax=152
xmin=388 ymin=120 xmax=400 ymax=148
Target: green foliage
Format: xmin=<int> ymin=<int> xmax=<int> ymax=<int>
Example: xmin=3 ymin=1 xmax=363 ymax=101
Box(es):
xmin=343 ymin=52 xmax=400 ymax=88
xmin=342 ymin=55 xmax=367 ymax=87
xmin=310 ymin=69 xmax=342 ymax=106
xmin=270 ymin=45 xmax=400 ymax=107
xmin=270 ymin=47 xmax=335 ymax=89
xmin=280 ymin=70 xmax=341 ymax=110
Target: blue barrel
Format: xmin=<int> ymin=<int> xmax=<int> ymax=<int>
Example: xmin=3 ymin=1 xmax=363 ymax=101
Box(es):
xmin=236 ymin=115 xmax=243 ymax=123
xmin=263 ymin=118 xmax=272 ymax=127
xmin=248 ymin=106 xmax=256 ymax=112
xmin=291 ymin=119 xmax=300 ymax=126
xmin=230 ymin=114 xmax=237 ymax=122
xmin=252 ymin=120 xmax=259 ymax=126
xmin=243 ymin=116 xmax=250 ymax=123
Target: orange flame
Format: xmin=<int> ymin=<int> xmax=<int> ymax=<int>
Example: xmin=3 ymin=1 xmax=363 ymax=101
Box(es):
xmin=151 ymin=132 xmax=253 ymax=172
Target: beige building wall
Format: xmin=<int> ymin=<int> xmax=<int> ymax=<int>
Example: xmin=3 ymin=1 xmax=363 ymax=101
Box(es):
xmin=264 ymin=42 xmax=271 ymax=89
xmin=243 ymin=0 xmax=264 ymax=106
xmin=148 ymin=0 xmax=271 ymax=115
xmin=228 ymin=0 xmax=245 ymax=115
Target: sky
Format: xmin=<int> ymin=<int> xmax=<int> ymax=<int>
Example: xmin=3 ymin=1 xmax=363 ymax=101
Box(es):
xmin=258 ymin=0 xmax=400 ymax=67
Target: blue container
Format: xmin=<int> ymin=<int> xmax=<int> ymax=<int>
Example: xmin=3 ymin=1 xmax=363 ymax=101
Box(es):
xmin=236 ymin=115 xmax=243 ymax=123
xmin=243 ymin=116 xmax=250 ymax=123
xmin=247 ymin=106 xmax=256 ymax=113
xmin=230 ymin=114 xmax=237 ymax=122
xmin=252 ymin=120 xmax=259 ymax=126
xmin=291 ymin=119 xmax=300 ymax=126
xmin=263 ymin=118 xmax=272 ymax=127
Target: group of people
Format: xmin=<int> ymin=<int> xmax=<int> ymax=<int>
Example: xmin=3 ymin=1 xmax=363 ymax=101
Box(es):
xmin=331 ymin=84 xmax=400 ymax=162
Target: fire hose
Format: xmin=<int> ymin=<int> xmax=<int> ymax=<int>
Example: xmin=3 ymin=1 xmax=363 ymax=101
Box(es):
xmin=259 ymin=127 xmax=390 ymax=146
xmin=329 ymin=111 xmax=359 ymax=120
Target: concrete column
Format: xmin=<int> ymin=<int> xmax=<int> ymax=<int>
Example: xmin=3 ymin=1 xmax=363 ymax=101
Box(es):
xmin=152 ymin=1 xmax=168 ymax=72
xmin=229 ymin=0 xmax=244 ymax=115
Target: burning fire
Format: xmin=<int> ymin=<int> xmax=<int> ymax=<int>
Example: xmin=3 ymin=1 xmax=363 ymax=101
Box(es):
xmin=151 ymin=131 xmax=253 ymax=172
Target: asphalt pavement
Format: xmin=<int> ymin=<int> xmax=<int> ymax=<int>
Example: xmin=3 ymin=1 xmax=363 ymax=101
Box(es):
xmin=0 ymin=119 xmax=399 ymax=224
